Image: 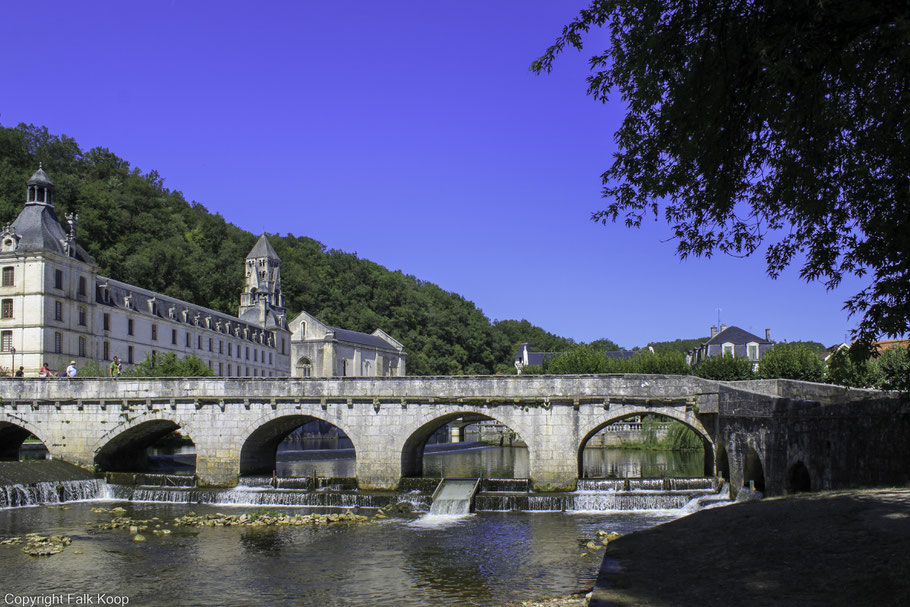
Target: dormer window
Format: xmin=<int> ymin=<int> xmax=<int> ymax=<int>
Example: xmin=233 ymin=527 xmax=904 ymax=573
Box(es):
xmin=168 ymin=306 xmax=176 ymax=320
xmin=148 ymin=297 xmax=159 ymax=316
xmin=722 ymin=342 xmax=735 ymax=357
xmin=124 ymin=294 xmax=134 ymax=309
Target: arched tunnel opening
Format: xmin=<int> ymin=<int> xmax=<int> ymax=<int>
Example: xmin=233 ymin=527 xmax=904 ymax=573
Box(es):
xmin=402 ymin=414 xmax=528 ymax=479
xmin=743 ymin=447 xmax=766 ymax=492
xmin=786 ymin=461 xmax=812 ymax=494
xmin=578 ymin=414 xmax=712 ymax=479
xmin=240 ymin=416 xmax=355 ymax=479
xmin=94 ymin=421 xmax=196 ymax=475
xmin=0 ymin=423 xmax=48 ymax=461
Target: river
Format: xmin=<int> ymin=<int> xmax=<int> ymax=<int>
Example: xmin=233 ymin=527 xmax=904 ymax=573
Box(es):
xmin=0 ymin=446 xmax=715 ymax=607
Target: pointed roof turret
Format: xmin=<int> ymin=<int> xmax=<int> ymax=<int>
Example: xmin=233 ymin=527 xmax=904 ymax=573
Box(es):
xmin=247 ymin=234 xmax=280 ymax=260
xmin=27 ymin=164 xmax=53 ymax=187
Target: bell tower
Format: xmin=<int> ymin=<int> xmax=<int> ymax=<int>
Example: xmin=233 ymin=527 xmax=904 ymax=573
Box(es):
xmin=239 ymin=234 xmax=286 ymax=326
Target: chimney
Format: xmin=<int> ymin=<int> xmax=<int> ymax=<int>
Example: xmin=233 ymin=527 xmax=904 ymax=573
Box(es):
xmin=710 ymin=326 xmax=718 ymax=338
xmin=765 ymin=328 xmax=771 ymax=342
xmin=720 ymin=324 xmax=727 ymax=333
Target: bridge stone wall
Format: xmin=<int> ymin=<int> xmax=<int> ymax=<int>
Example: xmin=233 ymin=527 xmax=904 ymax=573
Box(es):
xmin=0 ymin=375 xmax=904 ymax=495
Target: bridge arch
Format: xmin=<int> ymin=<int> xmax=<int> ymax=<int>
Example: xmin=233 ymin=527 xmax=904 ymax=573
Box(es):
xmin=238 ymin=413 xmax=358 ymax=477
xmin=577 ymin=409 xmax=715 ymax=479
xmin=93 ymin=418 xmax=196 ymax=473
xmin=399 ymin=410 xmax=534 ymax=479
xmin=0 ymin=418 xmax=50 ymax=461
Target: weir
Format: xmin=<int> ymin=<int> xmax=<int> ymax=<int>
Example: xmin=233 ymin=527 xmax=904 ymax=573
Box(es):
xmin=429 ymin=478 xmax=481 ymax=515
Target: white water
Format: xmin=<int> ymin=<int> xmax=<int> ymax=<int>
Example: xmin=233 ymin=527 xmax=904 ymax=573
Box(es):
xmin=429 ymin=479 xmax=478 ymax=515
xmin=0 ymin=479 xmax=109 ymax=509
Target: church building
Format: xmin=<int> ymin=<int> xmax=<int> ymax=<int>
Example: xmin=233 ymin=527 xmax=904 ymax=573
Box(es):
xmin=0 ymin=167 xmax=405 ymax=378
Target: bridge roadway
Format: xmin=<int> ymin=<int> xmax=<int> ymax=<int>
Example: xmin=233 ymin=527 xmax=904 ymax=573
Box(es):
xmin=0 ymin=374 xmax=902 ymax=494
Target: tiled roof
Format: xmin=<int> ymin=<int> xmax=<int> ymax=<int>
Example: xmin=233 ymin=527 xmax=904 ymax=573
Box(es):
xmin=705 ymin=326 xmax=771 ymax=346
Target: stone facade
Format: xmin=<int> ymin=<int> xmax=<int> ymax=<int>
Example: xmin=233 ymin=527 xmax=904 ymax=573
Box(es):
xmin=289 ymin=311 xmax=405 ymax=377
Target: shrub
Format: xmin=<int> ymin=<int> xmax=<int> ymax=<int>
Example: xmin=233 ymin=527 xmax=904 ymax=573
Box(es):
xmin=875 ymin=346 xmax=910 ymax=392
xmin=122 ymin=353 xmax=215 ymax=377
xmin=694 ymin=355 xmax=755 ymax=380
xmin=758 ymin=342 xmax=825 ymax=382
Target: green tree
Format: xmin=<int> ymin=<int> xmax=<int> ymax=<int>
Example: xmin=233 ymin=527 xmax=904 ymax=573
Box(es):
xmin=543 ymin=346 xmax=610 ymax=374
xmin=630 ymin=351 xmax=689 ymax=375
xmin=825 ymin=347 xmax=879 ymax=388
xmin=534 ymin=1 xmax=910 ymax=348
xmin=875 ymin=346 xmax=910 ymax=392
xmin=758 ymin=343 xmax=825 ymax=382
xmin=122 ymin=353 xmax=215 ymax=377
xmin=694 ymin=355 xmax=754 ymax=381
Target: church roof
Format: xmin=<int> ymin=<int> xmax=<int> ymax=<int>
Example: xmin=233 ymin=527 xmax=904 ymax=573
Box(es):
xmin=330 ymin=327 xmax=403 ymax=351
xmin=247 ymin=234 xmax=280 ymax=260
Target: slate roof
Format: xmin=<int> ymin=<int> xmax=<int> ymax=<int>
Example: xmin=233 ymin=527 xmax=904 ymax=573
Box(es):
xmin=704 ymin=326 xmax=771 ymax=346
xmin=330 ymin=327 xmax=401 ymax=351
xmin=9 ymin=199 xmax=94 ymax=263
xmin=247 ymin=234 xmax=280 ymax=260
xmin=26 ymin=166 xmax=53 ymax=186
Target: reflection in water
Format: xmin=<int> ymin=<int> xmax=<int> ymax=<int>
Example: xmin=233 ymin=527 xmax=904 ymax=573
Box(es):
xmin=148 ymin=443 xmax=704 ymax=480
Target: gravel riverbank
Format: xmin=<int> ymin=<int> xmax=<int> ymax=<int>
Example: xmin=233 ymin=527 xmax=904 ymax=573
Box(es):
xmin=585 ymin=488 xmax=910 ymax=606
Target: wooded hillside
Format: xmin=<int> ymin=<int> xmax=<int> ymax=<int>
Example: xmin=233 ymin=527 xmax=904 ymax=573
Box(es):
xmin=0 ymin=124 xmax=601 ymax=374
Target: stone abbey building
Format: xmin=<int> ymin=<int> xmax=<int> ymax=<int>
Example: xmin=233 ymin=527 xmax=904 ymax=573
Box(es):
xmin=0 ymin=167 xmax=405 ymax=377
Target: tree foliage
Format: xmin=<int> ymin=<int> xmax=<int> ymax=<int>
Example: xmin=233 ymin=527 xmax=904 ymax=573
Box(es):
xmin=541 ymin=345 xmax=688 ymax=375
xmin=825 ymin=347 xmax=877 ymax=388
xmin=874 ymin=346 xmax=910 ymax=392
xmin=758 ymin=343 xmax=825 ymax=382
xmin=121 ymin=353 xmax=215 ymax=377
xmin=534 ymin=1 xmax=910 ymax=348
xmin=694 ymin=355 xmax=754 ymax=381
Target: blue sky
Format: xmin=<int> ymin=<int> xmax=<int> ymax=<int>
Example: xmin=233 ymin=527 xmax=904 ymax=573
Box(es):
xmin=1 ymin=1 xmax=866 ymax=348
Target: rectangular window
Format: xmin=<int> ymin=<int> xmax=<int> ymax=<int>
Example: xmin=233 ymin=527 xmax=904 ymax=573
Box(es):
xmin=228 ymin=343 xmax=232 ymax=356
xmin=128 ymin=345 xmax=134 ymax=364
xmin=219 ymin=340 xmax=224 ymax=354
xmin=722 ymin=344 xmax=735 ymax=357
xmin=218 ymin=362 xmax=223 ymax=376
xmin=172 ymin=328 xmax=177 ymax=345
xmin=269 ymin=352 xmax=273 ymax=365
xmin=78 ymin=336 xmax=86 ymax=357
xmin=54 ymin=332 xmax=62 ymax=354
xmin=245 ymin=346 xmax=249 ymax=360
xmin=186 ymin=332 xmax=191 ymax=347
xmin=103 ymin=341 xmax=109 ymax=361
xmin=54 ymin=301 xmax=63 ymax=321
xmin=1 ymin=267 xmax=13 ymax=287
xmin=127 ymin=318 xmax=134 ymax=336
xmin=152 ymin=350 xmax=158 ymax=364
xmin=254 ymin=349 xmax=258 ymax=362
xmin=54 ymin=269 xmax=63 ymax=290
xmin=228 ymin=363 xmax=232 ymax=376
xmin=103 ymin=313 xmax=110 ymax=331
xmin=78 ymin=307 xmax=86 ymax=326
xmin=0 ymin=330 xmax=11 ymax=352
xmin=747 ymin=344 xmax=759 ymax=361
xmin=78 ymin=276 xmax=86 ymax=296
xmin=209 ymin=338 xmax=213 ymax=352
xmin=1 ymin=299 xmax=12 ymax=319
xmin=198 ymin=335 xmax=203 ymax=349
xmin=151 ymin=324 xmax=158 ymax=341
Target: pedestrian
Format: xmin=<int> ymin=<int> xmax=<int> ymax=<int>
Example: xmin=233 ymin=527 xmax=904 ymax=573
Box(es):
xmin=14 ymin=366 xmax=24 ymax=377
xmin=109 ymin=356 xmax=121 ymax=378
xmin=38 ymin=362 xmax=52 ymax=378
xmin=65 ymin=360 xmax=77 ymax=378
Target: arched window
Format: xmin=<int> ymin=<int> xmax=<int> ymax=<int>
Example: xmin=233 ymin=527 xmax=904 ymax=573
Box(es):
xmin=296 ymin=357 xmax=312 ymax=377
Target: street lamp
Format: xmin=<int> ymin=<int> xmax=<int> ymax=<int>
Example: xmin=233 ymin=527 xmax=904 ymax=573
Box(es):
xmin=10 ymin=346 xmax=15 ymax=377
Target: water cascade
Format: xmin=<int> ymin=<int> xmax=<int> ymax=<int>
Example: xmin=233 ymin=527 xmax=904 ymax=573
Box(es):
xmin=0 ymin=479 xmax=108 ymax=509
xmin=429 ymin=478 xmax=481 ymax=515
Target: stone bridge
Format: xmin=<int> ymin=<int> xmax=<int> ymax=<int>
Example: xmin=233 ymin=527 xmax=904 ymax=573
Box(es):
xmin=0 ymin=375 xmax=906 ymax=495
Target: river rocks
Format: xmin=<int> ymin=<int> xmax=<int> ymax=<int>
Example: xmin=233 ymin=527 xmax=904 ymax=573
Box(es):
xmin=132 ymin=534 xmax=146 ymax=542
xmin=6 ymin=533 xmax=74 ymax=556
xmin=173 ymin=510 xmax=371 ymax=528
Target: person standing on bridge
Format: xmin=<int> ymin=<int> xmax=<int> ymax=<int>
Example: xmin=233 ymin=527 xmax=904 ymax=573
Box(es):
xmin=109 ymin=356 xmax=121 ymax=378
xmin=65 ymin=361 xmax=77 ymax=378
